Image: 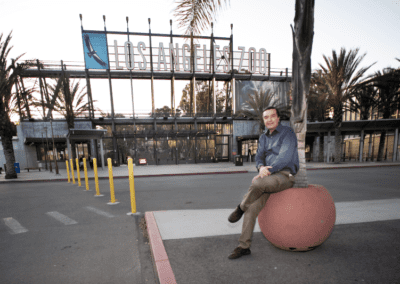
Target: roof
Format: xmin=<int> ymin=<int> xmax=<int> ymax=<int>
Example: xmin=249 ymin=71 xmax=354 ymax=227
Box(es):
xmin=307 ymin=119 xmax=400 ymax=135
xmin=67 ymin=129 xmax=107 ymax=139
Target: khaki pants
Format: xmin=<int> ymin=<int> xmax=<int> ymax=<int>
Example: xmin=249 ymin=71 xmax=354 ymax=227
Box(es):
xmin=238 ymin=171 xmax=295 ymax=249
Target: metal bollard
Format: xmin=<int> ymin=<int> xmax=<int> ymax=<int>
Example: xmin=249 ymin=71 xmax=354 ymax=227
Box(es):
xmin=66 ymin=160 xmax=70 ymax=183
xmin=75 ymin=158 xmax=81 ymax=187
xmin=93 ymin=158 xmax=103 ymax=197
xmin=127 ymin=158 xmax=137 ymax=214
xmin=70 ymin=159 xmax=75 ymax=184
xmin=107 ymin=158 xmax=119 ymax=205
xmin=83 ymin=158 xmax=89 ymax=191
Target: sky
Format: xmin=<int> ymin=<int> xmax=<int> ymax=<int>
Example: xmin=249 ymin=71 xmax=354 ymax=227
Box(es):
xmin=1 ymin=0 xmax=400 ymax=118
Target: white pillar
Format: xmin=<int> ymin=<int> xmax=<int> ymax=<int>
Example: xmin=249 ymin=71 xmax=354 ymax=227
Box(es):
xmin=213 ymin=77 xmax=216 ymax=115
xmin=192 ymin=77 xmax=196 ymax=115
xmin=368 ymin=133 xmax=373 ymax=161
xmin=326 ymin=132 xmax=331 ymax=163
xmin=393 ymin=128 xmax=399 ymax=161
xmin=232 ymin=78 xmax=236 ymax=115
xmin=66 ymin=137 xmax=72 ymax=161
xmin=359 ymin=129 xmax=364 ymax=162
xmin=100 ymin=138 xmax=105 ymax=170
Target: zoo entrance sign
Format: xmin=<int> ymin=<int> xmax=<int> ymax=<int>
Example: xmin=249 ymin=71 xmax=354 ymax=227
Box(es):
xmin=81 ymin=19 xmax=271 ymax=75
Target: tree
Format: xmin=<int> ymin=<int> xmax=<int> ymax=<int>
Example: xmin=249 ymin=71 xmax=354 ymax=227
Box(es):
xmin=318 ymin=48 xmax=374 ymax=163
xmin=0 ymin=32 xmax=34 ymax=179
xmin=174 ymin=0 xmax=315 ymax=188
xmin=369 ymin=67 xmax=400 ymax=160
xmin=308 ymin=70 xmax=329 ymax=162
xmin=178 ymin=80 xmax=226 ymax=115
xmin=289 ymin=0 xmax=315 ymax=187
xmin=173 ymin=0 xmax=230 ymax=114
xmin=237 ymin=85 xmax=290 ymax=134
xmin=53 ymin=77 xmax=92 ymax=160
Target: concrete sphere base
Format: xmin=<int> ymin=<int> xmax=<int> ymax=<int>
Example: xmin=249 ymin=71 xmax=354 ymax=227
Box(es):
xmin=258 ymin=184 xmax=336 ymax=251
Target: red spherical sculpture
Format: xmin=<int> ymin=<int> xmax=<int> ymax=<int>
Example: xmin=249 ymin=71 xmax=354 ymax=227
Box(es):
xmin=258 ymin=184 xmax=336 ymax=251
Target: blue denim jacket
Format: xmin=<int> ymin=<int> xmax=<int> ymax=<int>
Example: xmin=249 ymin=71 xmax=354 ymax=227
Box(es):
xmin=255 ymin=123 xmax=299 ymax=175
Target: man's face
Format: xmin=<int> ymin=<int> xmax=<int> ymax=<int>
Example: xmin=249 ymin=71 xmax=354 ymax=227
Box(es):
xmin=263 ymin=109 xmax=280 ymax=132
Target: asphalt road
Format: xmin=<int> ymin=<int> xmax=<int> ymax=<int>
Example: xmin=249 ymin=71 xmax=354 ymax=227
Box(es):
xmin=1 ymin=167 xmax=399 ymax=283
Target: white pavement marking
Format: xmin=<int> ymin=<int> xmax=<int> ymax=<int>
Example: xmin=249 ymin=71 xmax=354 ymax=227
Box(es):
xmin=46 ymin=211 xmax=78 ymax=225
xmin=3 ymin=217 xmax=28 ymax=234
xmin=335 ymin=199 xmax=400 ymax=225
xmin=153 ymin=198 xmax=400 ymax=240
xmin=85 ymin=206 xmax=115 ymax=218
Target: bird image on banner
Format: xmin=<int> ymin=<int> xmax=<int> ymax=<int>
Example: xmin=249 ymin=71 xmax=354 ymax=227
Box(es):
xmin=84 ymin=34 xmax=107 ymax=67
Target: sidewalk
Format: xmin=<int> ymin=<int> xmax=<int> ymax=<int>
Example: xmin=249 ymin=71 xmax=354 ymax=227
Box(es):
xmin=1 ymin=160 xmax=399 ymax=183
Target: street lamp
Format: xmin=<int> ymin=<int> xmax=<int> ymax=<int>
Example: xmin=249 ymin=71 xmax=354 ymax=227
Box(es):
xmin=50 ymin=119 xmax=59 ymax=174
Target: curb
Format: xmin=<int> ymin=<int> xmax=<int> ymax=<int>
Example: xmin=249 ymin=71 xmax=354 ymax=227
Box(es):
xmin=1 ymin=164 xmax=399 ymax=183
xmin=145 ymin=212 xmax=177 ymax=284
xmin=0 ymin=171 xmax=249 ymax=184
xmin=307 ymin=164 xmax=400 ymax=170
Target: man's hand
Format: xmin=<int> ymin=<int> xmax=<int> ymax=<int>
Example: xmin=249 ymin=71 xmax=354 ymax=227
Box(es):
xmin=252 ymin=166 xmax=273 ymax=183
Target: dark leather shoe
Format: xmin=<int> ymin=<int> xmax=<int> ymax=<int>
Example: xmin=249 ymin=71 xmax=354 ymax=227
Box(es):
xmin=228 ymin=247 xmax=251 ymax=259
xmin=228 ymin=205 xmax=244 ymax=223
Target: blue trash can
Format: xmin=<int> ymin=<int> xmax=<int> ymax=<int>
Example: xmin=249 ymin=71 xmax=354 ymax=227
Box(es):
xmin=14 ymin=163 xmax=20 ymax=173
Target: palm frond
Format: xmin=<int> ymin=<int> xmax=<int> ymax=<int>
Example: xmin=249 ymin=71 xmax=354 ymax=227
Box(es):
xmin=173 ymin=0 xmax=229 ymax=36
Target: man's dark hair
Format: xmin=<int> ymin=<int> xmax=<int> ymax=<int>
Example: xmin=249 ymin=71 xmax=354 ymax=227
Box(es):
xmin=263 ymin=106 xmax=280 ymax=118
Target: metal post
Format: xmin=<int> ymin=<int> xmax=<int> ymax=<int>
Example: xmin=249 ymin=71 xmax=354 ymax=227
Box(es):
xmin=192 ymin=77 xmax=196 ymax=116
xmin=65 ymin=160 xmax=70 ymax=183
xmin=37 ymin=60 xmax=46 ymax=118
xmin=127 ymin=158 xmax=137 ymax=214
xmin=83 ymin=157 xmax=89 ymax=191
xmin=359 ymin=129 xmax=364 ymax=162
xmin=149 ymin=18 xmax=155 ymax=115
xmin=170 ymin=20 xmax=175 ymax=116
xmin=392 ymin=128 xmax=398 ymax=161
xmin=45 ymin=126 xmax=52 ymax=172
xmin=107 ymin=158 xmax=119 ymax=205
xmin=50 ymin=119 xmax=59 ymax=174
xmin=126 ymin=17 xmax=135 ymax=119
xmin=213 ymin=77 xmax=216 ymax=115
xmin=232 ymin=78 xmax=236 ymax=115
xmin=42 ymin=132 xmax=47 ymax=170
xmin=367 ymin=132 xmax=373 ymax=161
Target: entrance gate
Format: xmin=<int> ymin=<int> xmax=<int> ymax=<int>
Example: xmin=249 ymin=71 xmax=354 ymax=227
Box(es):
xmin=216 ymin=135 xmax=230 ymax=162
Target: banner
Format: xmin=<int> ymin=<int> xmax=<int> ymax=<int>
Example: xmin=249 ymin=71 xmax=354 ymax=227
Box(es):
xmin=82 ymin=33 xmax=109 ymax=69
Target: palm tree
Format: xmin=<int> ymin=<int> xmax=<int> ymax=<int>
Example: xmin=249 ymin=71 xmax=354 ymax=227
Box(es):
xmin=308 ymin=71 xmax=329 ymax=162
xmin=318 ymin=48 xmax=374 ymax=163
xmin=173 ymin=0 xmax=230 ymax=115
xmin=53 ymin=77 xmax=91 ymax=160
xmin=174 ymin=0 xmax=315 ymax=188
xmin=0 ymin=32 xmax=34 ymax=179
xmin=370 ymin=67 xmax=400 ymax=160
xmin=237 ymin=84 xmax=290 ymax=134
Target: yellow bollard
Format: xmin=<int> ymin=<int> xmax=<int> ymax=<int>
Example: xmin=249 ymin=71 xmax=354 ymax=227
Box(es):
xmin=127 ymin=158 xmax=137 ymax=214
xmin=66 ymin=160 xmax=70 ymax=183
xmin=93 ymin=158 xmax=103 ymax=197
xmin=75 ymin=158 xmax=81 ymax=187
xmin=70 ymin=159 xmax=75 ymax=184
xmin=83 ymin=158 xmax=89 ymax=191
xmin=107 ymin=158 xmax=119 ymax=205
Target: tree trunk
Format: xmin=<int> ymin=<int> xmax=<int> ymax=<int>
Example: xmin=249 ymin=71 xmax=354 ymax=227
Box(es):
xmin=290 ymin=0 xmax=314 ymax=188
xmin=318 ymin=133 xmax=324 ymax=162
xmin=377 ymin=130 xmax=386 ymax=161
xmin=1 ymin=134 xmax=17 ymax=179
